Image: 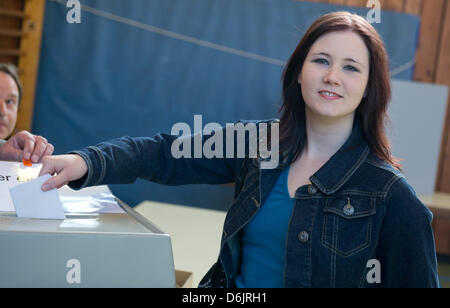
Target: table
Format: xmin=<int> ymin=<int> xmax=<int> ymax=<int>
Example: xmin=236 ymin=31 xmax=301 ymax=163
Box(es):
xmin=419 ymin=193 xmax=450 ymax=256
xmin=135 ymin=201 xmax=227 ymax=288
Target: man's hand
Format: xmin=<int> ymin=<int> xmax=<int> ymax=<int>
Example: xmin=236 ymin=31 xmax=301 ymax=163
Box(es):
xmin=0 ymin=130 xmax=54 ymax=162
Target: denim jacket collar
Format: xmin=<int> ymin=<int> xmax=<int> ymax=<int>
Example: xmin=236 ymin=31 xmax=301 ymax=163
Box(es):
xmin=279 ymin=115 xmax=370 ymax=196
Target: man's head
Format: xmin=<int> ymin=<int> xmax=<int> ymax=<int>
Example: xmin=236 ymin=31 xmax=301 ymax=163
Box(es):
xmin=0 ymin=64 xmax=22 ymax=139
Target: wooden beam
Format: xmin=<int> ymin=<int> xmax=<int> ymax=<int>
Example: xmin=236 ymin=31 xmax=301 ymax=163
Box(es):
xmin=413 ymin=0 xmax=446 ymax=82
xmin=346 ymin=0 xmax=368 ymax=7
xmin=435 ymin=0 xmax=450 ymax=193
xmin=384 ymin=0 xmax=405 ymax=12
xmin=437 ymin=102 xmax=450 ymax=193
xmin=16 ymin=0 xmax=46 ymax=133
xmin=0 ymin=49 xmax=24 ymax=56
xmin=0 ymin=8 xmax=27 ymax=18
xmin=0 ymin=29 xmax=27 ymax=38
xmin=404 ymin=0 xmax=422 ymax=15
xmin=435 ymin=1 xmax=450 ymax=84
xmin=327 ymin=0 xmax=348 ymax=5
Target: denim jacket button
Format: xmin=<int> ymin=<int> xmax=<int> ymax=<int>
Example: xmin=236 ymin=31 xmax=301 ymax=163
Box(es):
xmin=343 ymin=204 xmax=354 ymax=216
xmin=307 ymin=185 xmax=317 ymax=195
xmin=298 ymin=231 xmax=309 ymax=243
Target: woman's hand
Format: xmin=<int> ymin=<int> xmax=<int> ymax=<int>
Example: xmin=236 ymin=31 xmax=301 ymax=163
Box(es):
xmin=38 ymin=154 xmax=88 ymax=191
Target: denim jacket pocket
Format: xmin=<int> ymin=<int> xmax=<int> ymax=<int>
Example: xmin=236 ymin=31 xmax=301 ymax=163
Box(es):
xmin=321 ymin=195 xmax=376 ymax=257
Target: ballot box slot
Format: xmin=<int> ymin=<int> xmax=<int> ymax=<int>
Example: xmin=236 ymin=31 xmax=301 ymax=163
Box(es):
xmin=116 ymin=198 xmax=166 ymax=234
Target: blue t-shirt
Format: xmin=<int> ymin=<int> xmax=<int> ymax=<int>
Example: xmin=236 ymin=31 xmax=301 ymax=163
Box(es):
xmin=235 ymin=166 xmax=294 ymax=288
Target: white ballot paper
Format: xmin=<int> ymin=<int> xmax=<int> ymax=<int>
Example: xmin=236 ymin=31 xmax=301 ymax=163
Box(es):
xmin=9 ymin=174 xmax=66 ymax=220
xmin=0 ymin=161 xmax=42 ymax=212
xmin=0 ymin=161 xmax=123 ymax=216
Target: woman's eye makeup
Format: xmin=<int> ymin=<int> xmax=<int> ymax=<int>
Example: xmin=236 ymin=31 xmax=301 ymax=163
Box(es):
xmin=313 ymin=58 xmax=328 ymax=65
xmin=312 ymin=58 xmax=360 ymax=72
xmin=344 ymin=65 xmax=360 ymax=72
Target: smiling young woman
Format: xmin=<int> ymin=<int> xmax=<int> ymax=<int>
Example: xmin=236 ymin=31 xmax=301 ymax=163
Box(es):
xmin=279 ymin=12 xmax=398 ymax=171
xmin=38 ymin=11 xmax=439 ymax=288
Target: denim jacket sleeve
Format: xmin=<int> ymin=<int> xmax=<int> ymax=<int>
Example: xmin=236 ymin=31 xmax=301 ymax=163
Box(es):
xmin=67 ymin=127 xmax=246 ymax=190
xmin=377 ymin=177 xmax=440 ymax=288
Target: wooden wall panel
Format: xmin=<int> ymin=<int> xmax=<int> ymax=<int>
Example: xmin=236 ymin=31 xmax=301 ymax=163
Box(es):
xmin=436 ymin=1 xmax=450 ymax=87
xmin=384 ymin=0 xmax=405 ymax=12
xmin=346 ymin=0 xmax=369 ymax=7
xmin=404 ymin=0 xmax=422 ymax=15
xmin=16 ymin=0 xmax=46 ymax=133
xmin=414 ymin=0 xmax=446 ymax=83
xmin=328 ymin=0 xmax=347 ymax=5
xmin=0 ymin=0 xmax=24 ymax=64
xmin=435 ymin=1 xmax=450 ymax=193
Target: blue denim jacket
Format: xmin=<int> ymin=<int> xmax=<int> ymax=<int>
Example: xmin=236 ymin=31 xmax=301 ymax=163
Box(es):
xmin=69 ymin=117 xmax=440 ymax=288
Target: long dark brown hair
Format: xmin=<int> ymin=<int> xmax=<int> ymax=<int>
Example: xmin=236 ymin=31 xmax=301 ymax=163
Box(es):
xmin=279 ymin=11 xmax=401 ymax=170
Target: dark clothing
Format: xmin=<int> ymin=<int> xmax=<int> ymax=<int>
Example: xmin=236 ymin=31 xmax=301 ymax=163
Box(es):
xmin=69 ymin=116 xmax=440 ymax=288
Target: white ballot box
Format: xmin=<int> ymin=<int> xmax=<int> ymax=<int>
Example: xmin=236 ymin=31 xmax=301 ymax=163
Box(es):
xmin=0 ymin=182 xmax=176 ymax=288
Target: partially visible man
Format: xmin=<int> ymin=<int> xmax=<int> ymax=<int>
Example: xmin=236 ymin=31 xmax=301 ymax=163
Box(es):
xmin=0 ymin=63 xmax=53 ymax=162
